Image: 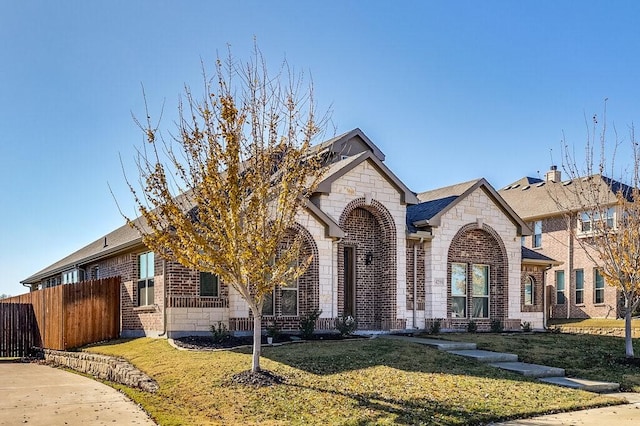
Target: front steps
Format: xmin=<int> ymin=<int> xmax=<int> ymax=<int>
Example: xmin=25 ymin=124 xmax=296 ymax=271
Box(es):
xmin=380 ymin=335 xmax=620 ymax=393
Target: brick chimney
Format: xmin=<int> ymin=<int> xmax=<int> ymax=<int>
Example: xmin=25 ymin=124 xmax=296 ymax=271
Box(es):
xmin=546 ymin=165 xmax=561 ymax=182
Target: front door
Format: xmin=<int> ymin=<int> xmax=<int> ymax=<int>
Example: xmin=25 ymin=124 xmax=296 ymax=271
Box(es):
xmin=343 ymin=246 xmax=356 ymax=317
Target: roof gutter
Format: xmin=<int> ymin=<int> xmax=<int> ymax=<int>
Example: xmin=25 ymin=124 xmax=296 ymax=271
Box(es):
xmin=21 ymin=238 xmax=144 ymax=285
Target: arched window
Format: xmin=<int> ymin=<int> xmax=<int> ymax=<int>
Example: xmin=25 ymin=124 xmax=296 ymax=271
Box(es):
xmin=524 ymin=276 xmax=535 ymax=305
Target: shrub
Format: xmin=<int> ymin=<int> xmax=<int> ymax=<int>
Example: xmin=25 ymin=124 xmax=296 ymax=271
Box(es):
xmin=299 ymin=309 xmax=322 ymax=339
xmin=210 ymin=322 xmax=230 ymax=343
xmin=521 ymin=321 xmax=532 ymax=332
xmin=490 ymin=319 xmax=503 ymax=333
xmin=429 ymin=319 xmax=442 ymax=335
xmin=467 ymin=320 xmax=477 ymax=333
xmin=265 ymin=321 xmax=280 ymax=338
xmin=335 ymin=315 xmax=357 ymax=336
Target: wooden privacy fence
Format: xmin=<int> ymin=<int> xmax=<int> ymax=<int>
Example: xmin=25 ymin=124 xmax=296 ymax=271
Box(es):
xmin=0 ymin=303 xmax=40 ymax=357
xmin=0 ymin=277 xmax=120 ymax=352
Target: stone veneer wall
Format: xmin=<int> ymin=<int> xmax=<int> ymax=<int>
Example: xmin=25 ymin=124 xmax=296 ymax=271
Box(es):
xmin=43 ymin=349 xmax=158 ymax=392
xmin=424 ymin=187 xmax=528 ymax=328
xmin=318 ymin=159 xmax=408 ymax=330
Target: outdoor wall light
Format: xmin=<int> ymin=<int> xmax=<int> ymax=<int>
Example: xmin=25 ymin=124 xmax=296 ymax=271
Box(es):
xmin=365 ymin=252 xmax=373 ymax=265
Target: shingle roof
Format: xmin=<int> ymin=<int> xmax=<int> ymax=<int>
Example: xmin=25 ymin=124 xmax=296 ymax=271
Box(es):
xmin=21 ymin=130 xmax=399 ymax=284
xmin=499 ymin=174 xmax=633 ymax=221
xmin=409 ymin=178 xmax=530 ymax=235
xmin=521 ymin=246 xmax=561 ymax=266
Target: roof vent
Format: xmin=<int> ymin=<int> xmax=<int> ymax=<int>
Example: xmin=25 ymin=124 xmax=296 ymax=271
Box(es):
xmin=562 ymin=180 xmax=572 ymax=186
xmin=503 ymin=185 xmax=512 ymax=190
xmin=536 ymin=182 xmax=546 ymax=187
xmin=522 ymin=185 xmax=530 ymax=190
xmin=511 ymin=184 xmax=520 ymax=189
xmin=103 ymin=237 xmax=108 ymax=248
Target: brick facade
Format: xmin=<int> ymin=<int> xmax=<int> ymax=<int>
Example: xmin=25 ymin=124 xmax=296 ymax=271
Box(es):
xmin=338 ymin=199 xmax=399 ymax=330
xmin=446 ymin=224 xmax=508 ymax=325
xmin=523 ymin=215 xmax=621 ymax=319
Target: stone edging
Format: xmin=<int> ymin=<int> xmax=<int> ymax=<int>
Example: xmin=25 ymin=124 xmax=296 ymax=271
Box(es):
xmin=554 ymin=326 xmax=640 ymax=339
xmin=42 ymin=349 xmax=159 ymax=393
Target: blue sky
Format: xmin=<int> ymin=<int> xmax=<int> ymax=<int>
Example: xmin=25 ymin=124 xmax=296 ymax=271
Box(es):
xmin=2 ymin=1 xmax=640 ymax=296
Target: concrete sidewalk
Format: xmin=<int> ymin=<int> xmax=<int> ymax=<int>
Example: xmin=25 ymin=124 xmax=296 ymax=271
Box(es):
xmin=494 ymin=392 xmax=640 ymax=425
xmin=0 ymin=361 xmax=155 ymax=425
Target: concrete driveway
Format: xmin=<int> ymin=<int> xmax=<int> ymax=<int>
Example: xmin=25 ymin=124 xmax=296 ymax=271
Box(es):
xmin=0 ymin=361 xmax=155 ymax=425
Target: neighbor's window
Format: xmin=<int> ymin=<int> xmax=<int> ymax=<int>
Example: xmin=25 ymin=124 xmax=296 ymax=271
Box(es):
xmin=594 ymin=269 xmax=605 ymax=304
xmin=451 ymin=263 xmax=467 ymax=318
xmin=555 ymin=270 xmax=565 ymax=304
xmin=472 ymin=264 xmax=489 ymax=318
xmin=533 ymin=221 xmax=542 ymax=248
xmin=199 ymin=272 xmax=219 ymax=297
xmin=580 ymin=207 xmax=615 ymax=233
xmin=281 ymin=261 xmax=298 ymax=316
xmin=575 ymin=269 xmax=584 ymax=304
xmin=524 ymin=276 xmax=535 ymax=305
xmin=137 ymin=252 xmax=155 ymax=306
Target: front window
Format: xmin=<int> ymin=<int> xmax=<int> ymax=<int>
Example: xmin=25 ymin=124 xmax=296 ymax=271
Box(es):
xmin=555 ymin=270 xmax=565 ymax=304
xmin=199 ymin=272 xmax=219 ymax=297
xmin=532 ymin=221 xmax=542 ymax=248
xmin=575 ymin=269 xmax=584 ymax=304
xmin=594 ymin=269 xmax=605 ymax=304
xmin=524 ymin=276 xmax=534 ymax=305
xmin=137 ymin=252 xmax=155 ymax=306
xmin=472 ymin=265 xmax=489 ymax=318
xmin=451 ymin=263 xmax=467 ymax=318
xmin=281 ymin=261 xmax=299 ymax=316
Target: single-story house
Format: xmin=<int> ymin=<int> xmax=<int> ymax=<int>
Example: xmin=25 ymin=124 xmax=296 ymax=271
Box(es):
xmin=22 ymin=129 xmax=558 ymax=337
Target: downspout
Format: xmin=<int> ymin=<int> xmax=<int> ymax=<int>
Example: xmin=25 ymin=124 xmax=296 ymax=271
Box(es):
xmin=158 ymin=259 xmax=168 ymax=337
xmin=567 ymin=216 xmax=573 ymax=319
xmin=543 ymin=264 xmax=553 ymax=329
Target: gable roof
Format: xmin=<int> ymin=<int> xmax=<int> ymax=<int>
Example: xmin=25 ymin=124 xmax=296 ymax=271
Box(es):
xmin=312 ymin=128 xmax=385 ymax=162
xmin=409 ymin=178 xmax=530 ymax=235
xmin=499 ymin=174 xmax=633 ymax=221
xmin=316 ymin=151 xmax=419 ymax=205
xmin=21 ymin=130 xmax=392 ymax=285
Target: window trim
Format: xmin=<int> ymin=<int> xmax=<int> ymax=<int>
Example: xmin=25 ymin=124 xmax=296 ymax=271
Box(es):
xmin=555 ymin=270 xmax=566 ymax=304
xmin=594 ymin=269 xmax=605 ymax=304
xmin=471 ymin=264 xmax=490 ymax=318
xmin=575 ymin=269 xmax=584 ymax=305
xmin=532 ymin=220 xmax=542 ymax=248
xmin=137 ymin=252 xmax=155 ymax=307
xmin=579 ymin=207 xmax=615 ymax=236
xmin=199 ymin=272 xmax=219 ymax=297
xmin=450 ymin=262 xmax=467 ymax=318
xmin=524 ymin=275 xmax=535 ymax=306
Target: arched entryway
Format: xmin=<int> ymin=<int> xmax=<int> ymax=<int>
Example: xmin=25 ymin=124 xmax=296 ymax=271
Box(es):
xmin=447 ymin=223 xmax=508 ymax=328
xmin=338 ymin=199 xmax=396 ymax=330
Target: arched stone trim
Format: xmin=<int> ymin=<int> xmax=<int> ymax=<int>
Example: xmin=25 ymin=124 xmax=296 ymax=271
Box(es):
xmin=446 ymin=223 xmax=509 ymax=326
xmin=338 ymin=198 xmax=397 ymax=330
xmin=521 ymin=266 xmax=545 ymax=313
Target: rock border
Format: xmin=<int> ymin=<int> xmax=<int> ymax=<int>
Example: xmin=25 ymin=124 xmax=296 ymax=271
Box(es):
xmin=42 ymin=349 xmax=159 ymax=393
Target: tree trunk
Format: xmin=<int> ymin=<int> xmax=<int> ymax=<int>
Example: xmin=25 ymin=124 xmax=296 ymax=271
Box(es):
xmin=251 ymin=310 xmax=262 ymax=372
xmin=625 ymin=299 xmax=635 ymax=358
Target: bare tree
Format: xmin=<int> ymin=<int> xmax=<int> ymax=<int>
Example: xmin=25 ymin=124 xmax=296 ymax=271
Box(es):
xmin=553 ymin=104 xmax=640 ymax=358
xmin=123 ymin=45 xmax=329 ymax=373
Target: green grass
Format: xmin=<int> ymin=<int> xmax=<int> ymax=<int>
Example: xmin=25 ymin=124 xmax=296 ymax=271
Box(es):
xmin=85 ymin=338 xmax=620 ymax=425
xmin=431 ymin=332 xmax=640 ymax=392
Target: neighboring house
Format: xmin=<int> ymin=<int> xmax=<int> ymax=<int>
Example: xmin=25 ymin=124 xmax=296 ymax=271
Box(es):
xmin=500 ymin=166 xmax=627 ymax=320
xmin=22 ymin=129 xmax=555 ymax=337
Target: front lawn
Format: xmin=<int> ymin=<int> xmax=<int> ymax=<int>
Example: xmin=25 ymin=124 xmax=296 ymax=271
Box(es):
xmin=85 ymin=338 xmax=619 ymax=425
xmin=434 ymin=332 xmax=640 ymax=391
